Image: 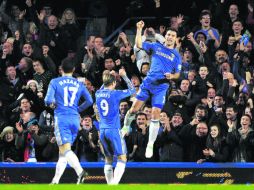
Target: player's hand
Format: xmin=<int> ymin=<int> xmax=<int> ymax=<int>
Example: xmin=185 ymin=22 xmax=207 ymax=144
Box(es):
xmin=165 ymin=73 xmax=172 ymax=80
xmin=136 ymin=20 xmax=144 ymax=30
xmin=119 ymin=68 xmax=127 ymax=77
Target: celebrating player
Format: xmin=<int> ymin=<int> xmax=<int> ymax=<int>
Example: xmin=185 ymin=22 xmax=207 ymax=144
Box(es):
xmin=45 ymin=58 xmax=93 ymax=184
xmin=123 ymin=20 xmax=182 ymax=158
xmin=96 ymin=68 xmax=135 ymax=184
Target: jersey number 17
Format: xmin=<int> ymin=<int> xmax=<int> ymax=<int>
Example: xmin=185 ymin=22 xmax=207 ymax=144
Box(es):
xmin=64 ymin=87 xmax=78 ymax=106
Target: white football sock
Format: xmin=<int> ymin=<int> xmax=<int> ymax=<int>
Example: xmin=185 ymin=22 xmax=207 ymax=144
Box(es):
xmin=112 ymin=161 xmax=126 ymax=185
xmin=64 ymin=150 xmax=83 ymax=176
xmin=148 ymin=119 xmax=160 ymax=144
xmin=51 ymin=154 xmax=67 ymax=184
xmin=145 ymin=120 xmax=160 ymax=158
xmin=104 ymin=164 xmax=113 ymax=184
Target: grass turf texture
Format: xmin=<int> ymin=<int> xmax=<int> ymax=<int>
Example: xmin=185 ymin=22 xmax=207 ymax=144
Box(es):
xmin=1 ymin=184 xmax=254 ymax=190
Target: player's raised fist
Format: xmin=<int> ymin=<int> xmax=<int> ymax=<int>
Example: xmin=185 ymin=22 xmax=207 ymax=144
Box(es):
xmin=136 ymin=20 xmax=145 ymax=29
xmin=119 ymin=68 xmax=127 ymax=77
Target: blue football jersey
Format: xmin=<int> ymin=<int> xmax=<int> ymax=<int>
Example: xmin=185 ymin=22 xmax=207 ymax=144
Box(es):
xmin=142 ymin=42 xmax=182 ymax=82
xmin=44 ymin=76 xmax=93 ymax=116
xmin=96 ymin=88 xmax=135 ymax=130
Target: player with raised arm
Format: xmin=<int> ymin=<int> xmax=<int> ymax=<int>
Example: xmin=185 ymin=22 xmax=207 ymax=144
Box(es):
xmin=122 ymin=20 xmax=182 ymax=158
xmin=44 ymin=58 xmax=93 ymax=184
xmin=96 ymin=68 xmax=135 ymax=185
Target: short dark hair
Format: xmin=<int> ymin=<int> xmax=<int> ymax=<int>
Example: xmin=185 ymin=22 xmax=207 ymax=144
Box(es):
xmin=82 ymin=115 xmax=92 ymax=119
xmin=166 ymin=28 xmax=178 ymax=37
xmin=33 ymin=58 xmax=45 ymax=69
xmin=199 ymin=10 xmax=212 ymax=20
xmin=232 ymin=19 xmax=243 ymax=26
xmin=195 ymin=104 xmax=208 ymax=115
xmin=86 ymin=35 xmax=95 ymax=41
xmin=143 ymin=104 xmax=152 ymax=110
xmin=136 ymin=112 xmax=147 ymax=120
xmin=199 ymin=65 xmax=209 ymax=71
xmin=161 ymin=110 xmax=170 ymax=118
xmin=61 ymin=57 xmax=75 ymax=73
xmin=226 ymin=104 xmax=238 ymax=113
xmin=120 ymin=99 xmax=131 ymax=106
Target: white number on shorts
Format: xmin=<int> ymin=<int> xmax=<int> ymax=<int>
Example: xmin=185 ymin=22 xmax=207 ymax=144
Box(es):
xmin=100 ymin=99 xmax=109 ymax=116
xmin=63 ymin=87 xmax=78 ymax=106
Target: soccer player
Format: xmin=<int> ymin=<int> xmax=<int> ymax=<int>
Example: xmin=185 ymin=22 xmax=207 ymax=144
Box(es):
xmin=122 ymin=20 xmax=182 ymax=158
xmin=96 ymin=68 xmax=135 ymax=185
xmin=44 ymin=58 xmax=93 ymax=184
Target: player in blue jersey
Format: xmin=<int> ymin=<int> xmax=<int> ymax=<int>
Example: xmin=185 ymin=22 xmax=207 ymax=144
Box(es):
xmin=44 ymin=58 xmax=93 ymax=184
xmin=122 ymin=20 xmax=182 ymax=158
xmin=96 ymin=68 xmax=135 ymax=185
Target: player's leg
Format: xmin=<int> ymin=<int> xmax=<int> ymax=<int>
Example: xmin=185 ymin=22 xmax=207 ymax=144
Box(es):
xmin=104 ymin=156 xmax=114 ymax=184
xmin=51 ymin=152 xmax=67 ymax=184
xmin=122 ymin=86 xmax=149 ymax=135
xmin=100 ymin=129 xmax=114 ymax=184
xmin=123 ymin=99 xmax=144 ymax=132
xmin=113 ymin=154 xmax=127 ymax=185
xmin=59 ymin=143 xmax=86 ymax=183
xmin=145 ymin=86 xmax=167 ymax=158
xmin=57 ymin=117 xmax=87 ymax=184
xmin=111 ymin=129 xmax=127 ymax=185
xmin=51 ymin=117 xmax=68 ymax=184
xmin=145 ymin=107 xmax=161 ymax=158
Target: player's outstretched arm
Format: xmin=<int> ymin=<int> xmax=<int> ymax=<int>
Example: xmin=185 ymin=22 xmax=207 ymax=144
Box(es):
xmin=135 ymin=20 xmax=144 ymax=49
xmin=119 ymin=68 xmax=136 ymax=95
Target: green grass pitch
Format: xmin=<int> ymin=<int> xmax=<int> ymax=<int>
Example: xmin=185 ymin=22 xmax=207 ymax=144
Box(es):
xmin=1 ymin=184 xmax=254 ymax=190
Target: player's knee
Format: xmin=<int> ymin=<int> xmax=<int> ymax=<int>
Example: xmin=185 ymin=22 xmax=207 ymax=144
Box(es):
xmin=118 ymin=155 xmax=127 ymax=162
xmin=151 ymin=108 xmax=161 ymax=120
xmin=105 ymin=156 xmax=113 ymax=164
xmin=59 ymin=143 xmax=71 ymax=155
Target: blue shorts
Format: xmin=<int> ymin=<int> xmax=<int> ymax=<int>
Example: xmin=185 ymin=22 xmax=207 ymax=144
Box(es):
xmin=54 ymin=115 xmax=80 ymax=146
xmin=100 ymin=128 xmax=127 ymax=157
xmin=136 ymin=80 xmax=168 ymax=109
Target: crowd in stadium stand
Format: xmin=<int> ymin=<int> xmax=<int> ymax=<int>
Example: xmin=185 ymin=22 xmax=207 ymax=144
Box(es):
xmin=0 ymin=0 xmax=254 ymax=163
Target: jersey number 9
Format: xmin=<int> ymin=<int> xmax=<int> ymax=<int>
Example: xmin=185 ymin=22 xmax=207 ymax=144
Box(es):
xmin=100 ymin=99 xmax=109 ymax=116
